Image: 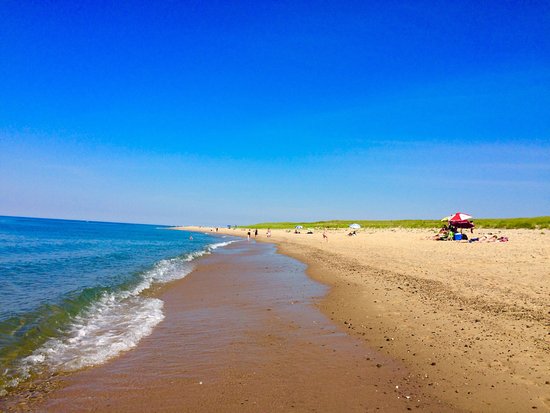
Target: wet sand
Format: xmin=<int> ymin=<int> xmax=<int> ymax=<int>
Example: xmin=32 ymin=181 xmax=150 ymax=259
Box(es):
xmin=180 ymin=227 xmax=550 ymax=412
xmin=15 ymin=241 xmax=452 ymax=412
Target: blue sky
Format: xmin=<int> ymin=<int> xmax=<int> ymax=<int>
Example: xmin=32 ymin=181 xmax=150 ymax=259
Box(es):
xmin=1 ymin=1 xmax=549 ymax=225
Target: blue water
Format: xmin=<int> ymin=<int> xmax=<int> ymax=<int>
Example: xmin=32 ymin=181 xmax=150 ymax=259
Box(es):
xmin=0 ymin=216 xmax=235 ymax=395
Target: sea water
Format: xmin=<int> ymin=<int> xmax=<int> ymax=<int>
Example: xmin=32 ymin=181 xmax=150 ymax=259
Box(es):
xmin=0 ymin=216 xmax=234 ymax=395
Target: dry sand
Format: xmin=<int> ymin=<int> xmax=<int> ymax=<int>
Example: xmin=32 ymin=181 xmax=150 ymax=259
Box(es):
xmin=182 ymin=226 xmax=550 ymax=412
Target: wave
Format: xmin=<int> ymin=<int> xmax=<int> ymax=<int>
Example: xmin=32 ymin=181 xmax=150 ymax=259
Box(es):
xmin=0 ymin=240 xmax=236 ymax=396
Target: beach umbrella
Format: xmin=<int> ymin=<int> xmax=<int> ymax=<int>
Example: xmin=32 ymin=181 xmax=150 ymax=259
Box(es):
xmin=349 ymin=223 xmax=361 ymax=229
xmin=295 ymin=225 xmax=303 ymax=229
xmin=449 ymin=212 xmax=473 ymax=222
xmin=440 ymin=215 xmax=452 ymax=222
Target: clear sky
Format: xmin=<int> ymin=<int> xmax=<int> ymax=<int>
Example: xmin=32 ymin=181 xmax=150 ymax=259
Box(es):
xmin=1 ymin=1 xmax=549 ymax=225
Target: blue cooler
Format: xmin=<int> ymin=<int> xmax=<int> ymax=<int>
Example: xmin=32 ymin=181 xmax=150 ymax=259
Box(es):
xmin=454 ymin=233 xmax=463 ymax=241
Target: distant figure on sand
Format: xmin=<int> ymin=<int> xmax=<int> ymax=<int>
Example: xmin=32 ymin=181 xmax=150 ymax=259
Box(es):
xmin=247 ymin=230 xmax=251 ymax=241
xmin=266 ymin=228 xmax=271 ymax=238
xmin=254 ymin=229 xmax=258 ymax=238
xmin=323 ymin=229 xmax=328 ymax=242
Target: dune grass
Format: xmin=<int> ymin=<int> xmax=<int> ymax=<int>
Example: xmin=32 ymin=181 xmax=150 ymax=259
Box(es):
xmin=242 ymin=216 xmax=550 ymax=230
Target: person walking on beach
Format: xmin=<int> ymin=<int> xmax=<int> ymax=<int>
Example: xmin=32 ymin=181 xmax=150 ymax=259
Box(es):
xmin=323 ymin=228 xmax=328 ymax=242
xmin=254 ymin=229 xmax=258 ymax=238
xmin=247 ymin=230 xmax=251 ymax=241
xmin=266 ymin=228 xmax=271 ymax=238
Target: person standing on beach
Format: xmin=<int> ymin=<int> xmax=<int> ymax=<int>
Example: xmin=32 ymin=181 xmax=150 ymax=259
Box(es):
xmin=267 ymin=228 xmax=271 ymax=238
xmin=247 ymin=230 xmax=251 ymax=241
xmin=323 ymin=228 xmax=328 ymax=242
xmin=254 ymin=229 xmax=258 ymax=238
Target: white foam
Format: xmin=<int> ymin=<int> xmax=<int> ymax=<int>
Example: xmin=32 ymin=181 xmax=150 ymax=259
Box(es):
xmin=20 ymin=295 xmax=164 ymax=374
xmin=16 ymin=239 xmax=237 ymax=380
xmin=209 ymin=240 xmax=235 ymax=250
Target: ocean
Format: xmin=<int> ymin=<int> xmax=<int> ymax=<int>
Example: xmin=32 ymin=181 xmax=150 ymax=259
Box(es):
xmin=0 ymin=216 xmax=234 ymax=396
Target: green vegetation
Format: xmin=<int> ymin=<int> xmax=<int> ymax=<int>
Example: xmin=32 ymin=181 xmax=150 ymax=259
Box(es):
xmin=242 ymin=216 xmax=550 ymax=230
xmin=473 ymin=216 xmax=550 ymax=229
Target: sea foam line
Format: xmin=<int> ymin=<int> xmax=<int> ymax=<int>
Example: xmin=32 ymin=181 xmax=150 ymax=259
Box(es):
xmin=3 ymin=239 xmax=237 ymax=394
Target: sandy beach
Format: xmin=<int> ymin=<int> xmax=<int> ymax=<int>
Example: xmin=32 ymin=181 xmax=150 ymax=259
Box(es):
xmin=4 ymin=226 xmax=547 ymax=412
xmin=178 ymin=226 xmax=550 ymax=412
xmin=4 ymin=240 xmax=453 ymax=412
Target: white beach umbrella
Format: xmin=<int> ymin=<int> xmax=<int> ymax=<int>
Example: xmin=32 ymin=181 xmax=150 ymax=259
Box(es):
xmin=295 ymin=225 xmax=303 ymax=229
xmin=349 ymin=223 xmax=361 ymax=229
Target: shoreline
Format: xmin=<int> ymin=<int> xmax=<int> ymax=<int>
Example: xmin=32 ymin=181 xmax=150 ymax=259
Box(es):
xmin=179 ymin=226 xmax=550 ymax=412
xmin=10 ymin=240 xmax=452 ymax=412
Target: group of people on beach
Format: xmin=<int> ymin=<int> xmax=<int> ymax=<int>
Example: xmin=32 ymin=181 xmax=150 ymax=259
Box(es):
xmin=432 ymin=224 xmax=472 ymax=241
xmin=246 ymin=227 xmax=329 ymax=242
xmin=246 ymin=229 xmax=258 ymax=240
xmin=246 ymin=228 xmax=273 ymax=240
xmin=432 ymin=224 xmax=508 ymax=243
